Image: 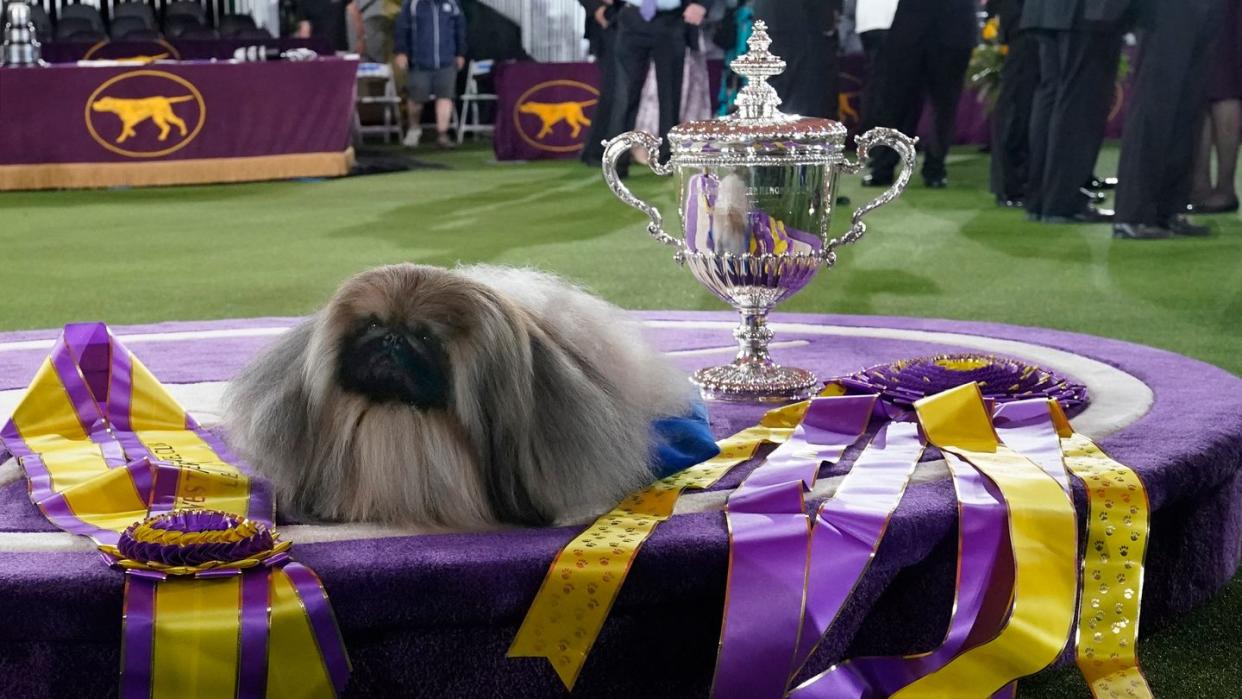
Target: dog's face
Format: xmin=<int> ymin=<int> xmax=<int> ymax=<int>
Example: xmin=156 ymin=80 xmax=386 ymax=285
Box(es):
xmin=317 ymin=265 xmax=488 ymax=411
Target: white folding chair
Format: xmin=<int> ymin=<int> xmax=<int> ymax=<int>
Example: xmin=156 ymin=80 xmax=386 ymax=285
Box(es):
xmin=355 ymin=62 xmax=404 ymax=144
xmin=457 ymin=59 xmax=497 ymax=144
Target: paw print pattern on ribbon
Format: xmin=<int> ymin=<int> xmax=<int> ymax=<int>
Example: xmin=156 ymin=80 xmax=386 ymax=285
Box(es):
xmin=508 ymin=402 xmax=809 ymax=690
xmin=1061 ymin=432 xmax=1154 ymax=699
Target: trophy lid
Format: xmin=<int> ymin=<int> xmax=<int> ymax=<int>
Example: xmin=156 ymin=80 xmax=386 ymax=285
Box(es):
xmin=666 ymin=20 xmax=846 ymax=164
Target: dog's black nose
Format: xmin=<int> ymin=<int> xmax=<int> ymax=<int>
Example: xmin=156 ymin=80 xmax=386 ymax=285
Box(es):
xmin=382 ymin=332 xmax=401 ymax=347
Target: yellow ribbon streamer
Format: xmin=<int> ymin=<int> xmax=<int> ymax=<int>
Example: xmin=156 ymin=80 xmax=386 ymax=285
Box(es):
xmin=509 ymin=387 xmax=843 ymax=689
xmin=6 ymin=336 xmax=341 ymax=698
xmin=1061 ymin=431 xmax=1154 ymax=698
xmin=899 ymin=384 xmax=1078 ymax=697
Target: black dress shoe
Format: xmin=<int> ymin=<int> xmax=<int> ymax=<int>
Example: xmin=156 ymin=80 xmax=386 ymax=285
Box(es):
xmin=1191 ymin=196 xmax=1240 ymax=214
xmin=1113 ymin=223 xmax=1171 ymax=240
xmin=1042 ymin=205 xmax=1114 ymax=224
xmin=996 ymin=197 xmax=1025 ymax=208
xmin=924 ymin=176 xmax=948 ymax=189
xmin=1165 ymin=214 xmax=1210 ymax=237
xmin=1086 ymin=175 xmax=1118 ymax=191
xmin=862 ymin=173 xmax=893 ymax=187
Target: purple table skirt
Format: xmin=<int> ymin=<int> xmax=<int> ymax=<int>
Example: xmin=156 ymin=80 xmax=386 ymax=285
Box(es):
xmin=1 ymin=311 xmax=1240 ymax=697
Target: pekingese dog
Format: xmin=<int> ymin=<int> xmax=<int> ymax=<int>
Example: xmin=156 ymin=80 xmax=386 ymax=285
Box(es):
xmin=223 ymin=264 xmax=695 ymax=529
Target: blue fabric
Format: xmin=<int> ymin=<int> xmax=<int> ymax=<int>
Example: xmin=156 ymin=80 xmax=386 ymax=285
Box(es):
xmin=649 ymin=400 xmax=720 ymax=479
xmin=394 ymin=0 xmax=467 ymax=71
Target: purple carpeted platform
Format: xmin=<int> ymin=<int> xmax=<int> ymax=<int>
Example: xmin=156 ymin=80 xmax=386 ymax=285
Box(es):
xmin=1 ymin=311 xmax=1240 ymax=698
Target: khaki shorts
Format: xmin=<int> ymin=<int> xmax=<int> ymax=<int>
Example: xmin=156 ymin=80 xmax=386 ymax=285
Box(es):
xmin=408 ymin=66 xmax=457 ymax=102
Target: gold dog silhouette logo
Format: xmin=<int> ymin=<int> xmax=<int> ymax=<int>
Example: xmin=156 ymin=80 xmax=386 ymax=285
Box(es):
xmin=514 ymin=79 xmax=600 ymax=153
xmin=85 ymin=70 xmax=205 ymax=158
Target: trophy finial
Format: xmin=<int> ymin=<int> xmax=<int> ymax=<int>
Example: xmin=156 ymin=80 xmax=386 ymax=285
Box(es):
xmin=730 ymin=19 xmax=786 ymax=121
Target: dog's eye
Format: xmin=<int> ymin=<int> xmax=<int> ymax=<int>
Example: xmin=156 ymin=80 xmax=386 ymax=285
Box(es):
xmin=366 ymin=316 xmax=381 ymax=330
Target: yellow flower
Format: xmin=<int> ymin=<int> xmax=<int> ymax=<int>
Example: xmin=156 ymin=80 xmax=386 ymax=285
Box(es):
xmin=982 ymin=17 xmax=999 ymax=42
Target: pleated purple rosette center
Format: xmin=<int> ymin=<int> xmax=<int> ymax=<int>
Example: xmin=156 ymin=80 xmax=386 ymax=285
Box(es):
xmin=117 ymin=509 xmax=277 ymax=568
xmin=837 ymin=353 xmax=1089 ymax=410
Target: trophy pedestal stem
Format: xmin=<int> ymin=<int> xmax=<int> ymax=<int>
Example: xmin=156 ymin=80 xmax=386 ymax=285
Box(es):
xmin=690 ymin=308 xmax=819 ymax=403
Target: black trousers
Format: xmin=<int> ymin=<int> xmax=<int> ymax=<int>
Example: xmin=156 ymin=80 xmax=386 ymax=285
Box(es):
xmin=581 ymin=22 xmax=617 ymax=164
xmin=1115 ymin=0 xmax=1224 ymax=225
xmin=989 ymin=30 xmax=1039 ymax=201
xmin=1025 ymin=29 xmax=1122 ymax=218
xmin=767 ymin=28 xmax=839 ymax=120
xmin=868 ymin=38 xmax=973 ymax=181
xmin=609 ymin=7 xmax=686 ymax=159
xmin=857 ymin=30 xmax=888 ymax=135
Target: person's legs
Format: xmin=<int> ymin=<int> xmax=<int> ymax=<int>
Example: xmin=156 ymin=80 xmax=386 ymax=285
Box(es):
xmin=1116 ymin=0 xmax=1219 ymax=226
xmin=1210 ymin=98 xmax=1242 ymax=200
xmin=608 ymin=7 xmax=657 ymax=172
xmin=435 ymin=98 xmax=453 ymax=132
xmin=404 ymin=69 xmax=432 ymax=146
xmin=650 ymin=13 xmax=686 ymax=160
xmin=1192 ymin=108 xmax=1216 ymax=203
xmin=858 ymin=30 xmax=888 ymax=136
xmin=991 ymin=30 xmax=1039 ymax=201
xmin=1042 ymin=29 xmax=1122 ymax=218
xmin=581 ymin=24 xmax=617 ymax=165
xmin=1025 ymin=31 xmax=1060 ymax=217
xmin=921 ymin=42 xmax=972 ymax=184
xmin=1157 ymin=0 xmax=1225 ymax=223
xmin=866 ymin=27 xmax=922 ymax=183
xmin=430 ymin=66 xmax=459 ymax=147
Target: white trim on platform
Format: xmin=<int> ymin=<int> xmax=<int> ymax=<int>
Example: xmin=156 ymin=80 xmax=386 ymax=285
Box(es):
xmin=0 ymin=319 xmax=1153 ymax=552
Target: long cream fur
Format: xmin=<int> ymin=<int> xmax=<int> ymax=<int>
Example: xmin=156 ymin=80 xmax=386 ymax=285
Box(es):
xmin=223 ymin=264 xmax=694 ymax=529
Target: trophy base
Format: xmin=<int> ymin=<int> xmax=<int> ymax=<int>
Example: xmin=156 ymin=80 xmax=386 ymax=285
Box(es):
xmin=691 ymin=363 xmax=819 ymax=403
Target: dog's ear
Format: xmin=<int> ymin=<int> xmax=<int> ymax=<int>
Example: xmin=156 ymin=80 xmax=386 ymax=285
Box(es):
xmin=452 ymin=297 xmax=552 ymax=527
xmin=223 ymin=321 xmax=315 ymax=503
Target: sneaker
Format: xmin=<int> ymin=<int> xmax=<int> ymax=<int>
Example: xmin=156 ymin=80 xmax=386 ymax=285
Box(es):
xmin=436 ymin=132 xmax=456 ymax=150
xmin=403 ymin=128 xmax=422 ymax=148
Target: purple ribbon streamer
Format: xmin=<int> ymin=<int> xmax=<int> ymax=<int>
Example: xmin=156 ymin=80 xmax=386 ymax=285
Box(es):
xmin=120 ymin=572 xmax=157 ymax=699
xmin=712 ymin=395 xmax=875 ymax=699
xmin=791 ymin=420 xmax=926 ymax=671
xmin=791 ymin=451 xmax=1014 ymax=698
xmin=993 ymin=399 xmax=1071 ymax=495
xmin=238 ymin=568 xmax=272 ymax=699
xmin=283 ymin=562 xmax=353 ymax=693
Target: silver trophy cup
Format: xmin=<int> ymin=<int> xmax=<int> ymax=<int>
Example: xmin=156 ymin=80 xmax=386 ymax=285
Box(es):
xmin=602 ymin=21 xmax=916 ymax=403
xmin=2 ymin=1 xmax=42 ymax=67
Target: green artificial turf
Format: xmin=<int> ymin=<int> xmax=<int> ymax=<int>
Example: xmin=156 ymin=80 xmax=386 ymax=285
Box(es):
xmin=1 ymin=143 xmax=1239 ymax=696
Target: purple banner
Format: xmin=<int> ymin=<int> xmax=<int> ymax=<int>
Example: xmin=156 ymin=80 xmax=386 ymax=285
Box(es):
xmin=0 ymin=59 xmax=356 ymax=165
xmin=493 ymin=60 xmax=601 ymax=161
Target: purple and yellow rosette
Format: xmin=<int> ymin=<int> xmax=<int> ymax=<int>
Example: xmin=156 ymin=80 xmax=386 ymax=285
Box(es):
xmin=0 ymin=323 xmax=349 ymax=698
xmin=100 ymin=509 xmax=293 ymax=576
xmin=837 ymin=353 xmax=1088 ymax=410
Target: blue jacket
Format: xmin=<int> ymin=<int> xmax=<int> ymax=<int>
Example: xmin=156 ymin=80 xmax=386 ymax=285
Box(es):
xmin=395 ymin=0 xmax=467 ymax=70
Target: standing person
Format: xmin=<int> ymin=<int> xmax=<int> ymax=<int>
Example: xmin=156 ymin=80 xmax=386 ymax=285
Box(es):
xmin=608 ymin=0 xmax=713 ymax=172
xmin=1021 ymin=0 xmax=1126 ymax=223
xmin=580 ymin=0 xmax=621 ymax=167
xmin=1190 ymin=0 xmax=1242 ymax=214
xmin=295 ymin=0 xmax=356 ymax=52
xmin=1113 ymin=0 xmax=1225 ymax=239
xmin=394 ymin=0 xmax=467 ymax=149
xmin=853 ymin=0 xmax=899 ymax=138
xmin=354 ymin=0 xmax=397 ymax=62
xmin=864 ymin=0 xmax=977 ymax=188
xmin=987 ymin=0 xmax=1038 ymax=207
xmin=752 ymin=0 xmax=841 ymax=119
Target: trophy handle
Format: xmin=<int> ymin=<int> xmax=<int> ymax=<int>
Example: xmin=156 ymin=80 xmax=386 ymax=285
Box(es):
xmin=601 ymin=131 xmax=684 ymax=257
xmin=832 ymin=127 xmax=918 ymax=255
